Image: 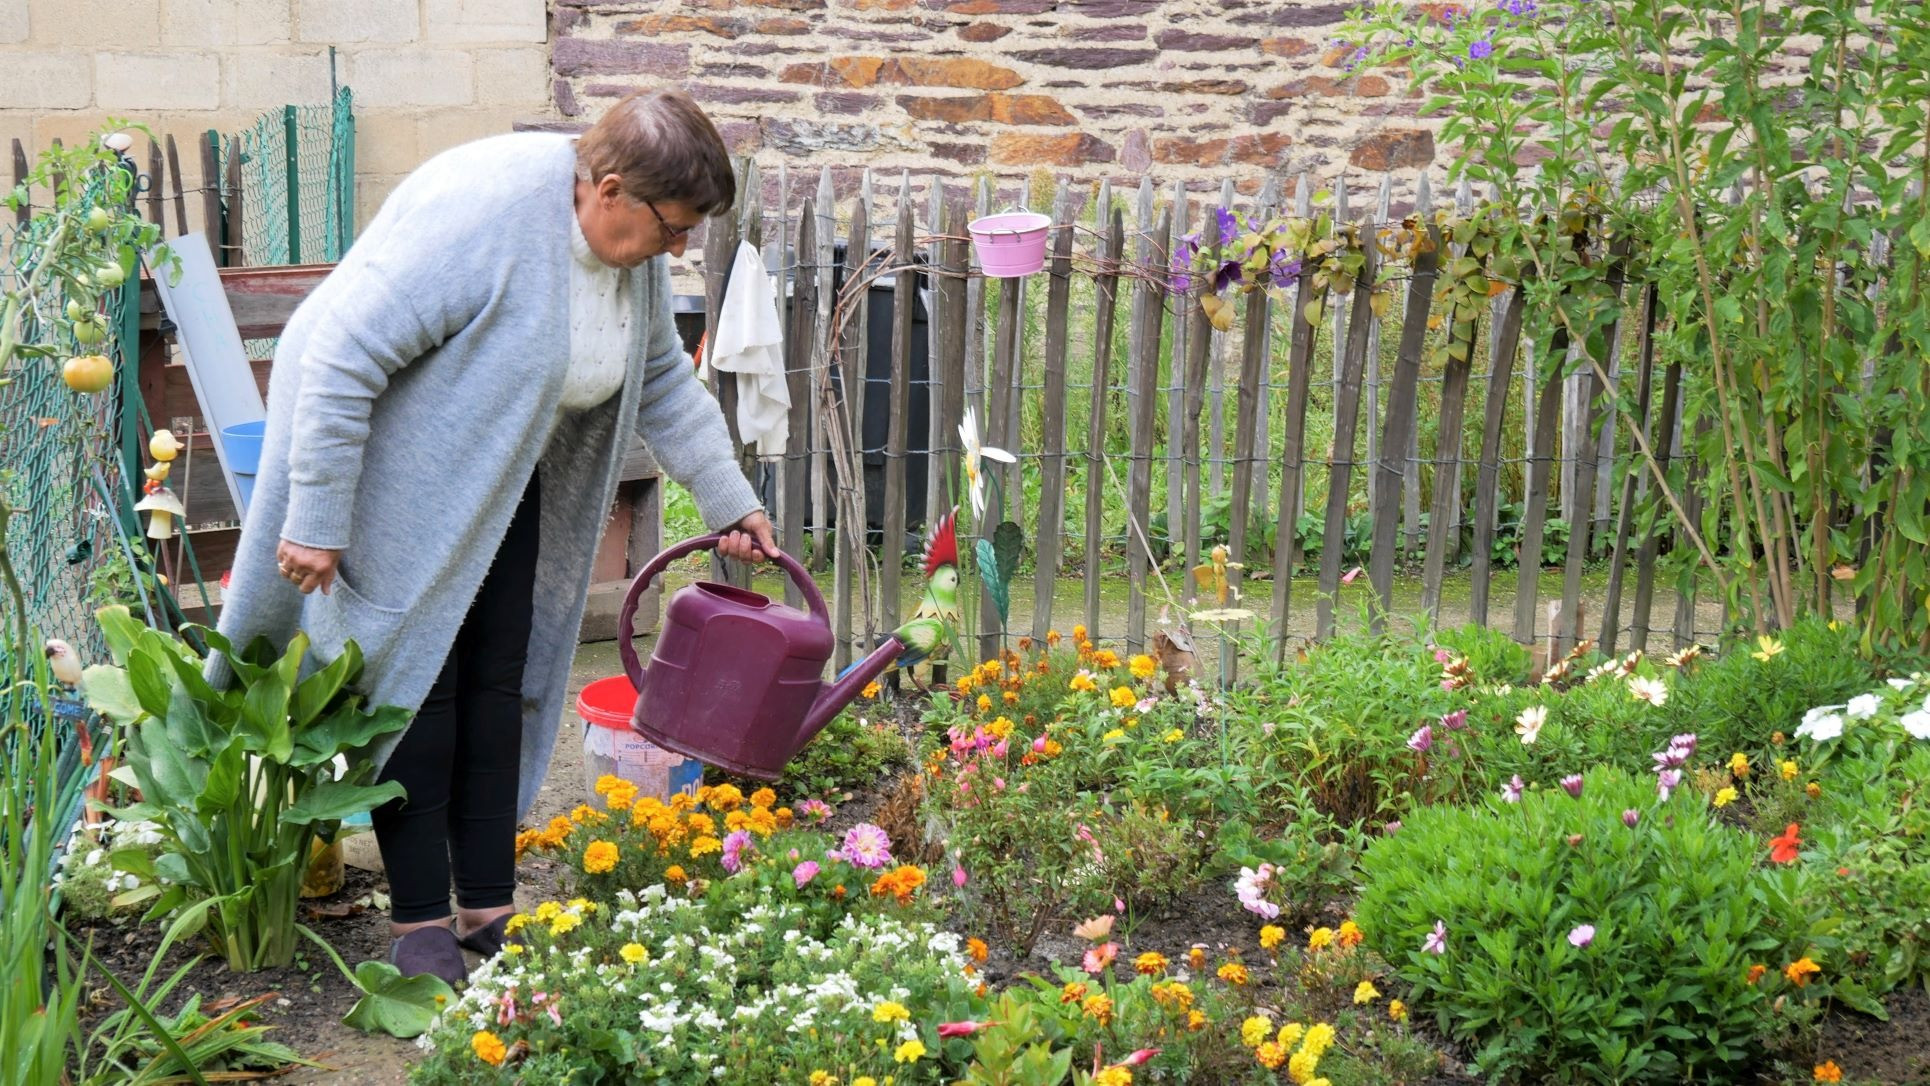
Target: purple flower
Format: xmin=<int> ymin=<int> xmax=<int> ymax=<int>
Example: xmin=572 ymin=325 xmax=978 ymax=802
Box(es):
xmin=1622 ymin=808 xmax=1641 ymax=828
xmin=1671 ymin=733 xmax=1699 ymax=756
xmin=840 ymin=823 xmax=894 ymax=869
xmin=1423 ymin=919 xmax=1448 ymax=954
xmin=1561 ymin=774 xmax=1584 ymax=798
xmin=720 ymin=830 xmax=753 ymax=874
xmin=1267 ymin=250 xmax=1303 ymax=290
xmin=1657 ymin=768 xmax=1682 ymax=800
xmin=1383 ymin=820 xmax=1403 ymax=836
xmin=1441 ymin=709 xmax=1468 ymax=731
xmin=1214 ymin=206 xmax=1239 ymax=245
xmin=1501 ymin=775 xmax=1524 ymax=803
xmin=1468 ymin=38 xmax=1494 ymax=60
xmin=1407 ymin=725 xmax=1434 ymax=754
xmin=1211 ymin=259 xmax=1244 ymax=293
xmin=793 ymin=860 xmax=820 ymax=888
xmin=1568 ymin=924 xmax=1596 ymax=948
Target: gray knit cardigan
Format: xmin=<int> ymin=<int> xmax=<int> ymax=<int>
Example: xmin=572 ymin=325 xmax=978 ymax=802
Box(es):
xmin=212 ymin=133 xmax=763 ymax=817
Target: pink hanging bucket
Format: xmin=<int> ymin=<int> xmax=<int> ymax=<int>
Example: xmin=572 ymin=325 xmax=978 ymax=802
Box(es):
xmin=968 ymin=211 xmax=1052 ymax=277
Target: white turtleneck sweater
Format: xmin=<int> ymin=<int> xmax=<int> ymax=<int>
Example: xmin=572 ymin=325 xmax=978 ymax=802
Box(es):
xmin=563 ymin=213 xmax=632 ymax=412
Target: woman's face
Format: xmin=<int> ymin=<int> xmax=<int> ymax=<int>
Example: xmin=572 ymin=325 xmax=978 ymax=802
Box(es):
xmin=576 ymin=173 xmax=703 ymax=269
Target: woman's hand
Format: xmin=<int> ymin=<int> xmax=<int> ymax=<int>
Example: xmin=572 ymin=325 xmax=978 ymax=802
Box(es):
xmin=717 ymin=511 xmax=779 ymax=563
xmin=276 ymin=540 xmax=340 ymax=594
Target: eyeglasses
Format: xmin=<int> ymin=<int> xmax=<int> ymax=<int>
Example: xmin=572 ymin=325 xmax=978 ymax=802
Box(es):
xmin=644 ymin=200 xmax=697 ymax=243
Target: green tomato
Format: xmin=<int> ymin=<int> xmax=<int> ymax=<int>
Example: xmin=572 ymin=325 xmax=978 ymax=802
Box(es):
xmin=71 ymin=317 xmax=104 ymax=345
xmin=95 ymin=262 xmax=125 ymax=288
xmin=65 ymin=299 xmax=86 ymax=322
xmin=84 ymin=207 xmax=112 ymax=233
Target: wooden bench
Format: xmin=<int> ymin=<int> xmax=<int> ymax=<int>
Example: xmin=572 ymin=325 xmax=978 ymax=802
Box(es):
xmin=136 ymin=263 xmax=663 ymax=638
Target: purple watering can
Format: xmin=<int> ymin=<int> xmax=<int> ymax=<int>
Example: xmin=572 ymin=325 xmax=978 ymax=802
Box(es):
xmin=617 ymin=534 xmax=904 ymax=780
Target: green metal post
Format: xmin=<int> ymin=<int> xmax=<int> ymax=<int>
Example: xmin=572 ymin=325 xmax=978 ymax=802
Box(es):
xmin=283 ymin=104 xmax=301 ymax=264
xmin=338 ymin=89 xmax=355 ymax=255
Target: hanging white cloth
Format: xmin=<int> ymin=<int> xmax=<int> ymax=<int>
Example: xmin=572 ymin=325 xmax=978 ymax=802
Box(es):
xmin=702 ymin=240 xmax=789 ymax=459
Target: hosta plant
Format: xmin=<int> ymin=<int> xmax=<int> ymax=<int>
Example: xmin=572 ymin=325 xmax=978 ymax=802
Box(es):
xmin=83 ymin=605 xmax=409 ymax=971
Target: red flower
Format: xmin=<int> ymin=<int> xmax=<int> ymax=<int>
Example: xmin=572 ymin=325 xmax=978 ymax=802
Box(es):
xmin=938 ymin=1020 xmax=995 ymax=1039
xmin=1769 ymin=823 xmax=1803 ymax=864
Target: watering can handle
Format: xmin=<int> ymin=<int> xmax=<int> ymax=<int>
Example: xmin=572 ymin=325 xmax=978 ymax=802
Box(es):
xmin=616 ymin=533 xmax=828 ymax=690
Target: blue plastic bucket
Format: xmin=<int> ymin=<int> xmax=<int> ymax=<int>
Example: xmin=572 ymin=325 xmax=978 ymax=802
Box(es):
xmin=221 ymin=420 xmax=266 ymax=472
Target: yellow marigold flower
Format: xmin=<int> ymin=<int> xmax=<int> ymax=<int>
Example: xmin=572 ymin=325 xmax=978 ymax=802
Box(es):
xmin=686 ymin=812 xmax=716 ymax=836
xmin=1187 ymin=1009 xmax=1207 ymax=1031
xmin=504 ymin=914 xmax=529 ymax=935
xmin=1217 ymin=961 xmax=1249 ymax=985
xmin=1354 ymin=979 xmax=1381 ymax=1004
xmin=1389 ymin=999 xmax=1408 ymax=1022
xmin=1288 ymin=1049 xmax=1320 ymax=1085
xmin=1729 ymin=752 xmax=1750 ymax=778
xmin=1276 ymin=1021 xmax=1304 ymax=1048
xmin=689 ymin=835 xmax=722 ymax=857
xmin=1163 ymin=728 xmax=1184 ymax=742
xmin=894 ymin=1039 xmax=926 ymax=1063
xmin=977 ymin=693 xmax=993 ymax=714
xmin=1785 ymin=957 xmax=1821 ymax=987
xmin=810 ymin=1072 xmax=839 ymax=1086
xmin=1255 ymin=1041 xmax=1288 ymax=1069
xmin=1042 ymin=739 xmax=1063 ymax=757
xmin=1337 ymin=920 xmax=1364 ymax=947
xmin=1081 ymin=993 xmax=1114 ymax=1024
xmin=1103 ymin=728 xmax=1125 ymax=740
xmin=1070 ymin=672 xmax=1098 ymax=693
xmin=724 ymin=810 xmax=751 ymax=833
xmin=471 ymin=1030 xmax=507 ymax=1066
xmin=967 ymin=937 xmax=989 ymax=962
xmin=1151 ymin=980 xmax=1193 ymax=1011
xmin=775 ymin=806 xmax=794 ymax=828
xmin=568 ymin=804 xmax=598 ymax=824
xmin=1302 ymin=1022 xmax=1336 ymax=1056
xmin=1130 ymin=654 xmax=1157 ymax=680
xmin=954 ymin=674 xmax=976 ymax=695
xmin=582 ymin=840 xmax=619 ymax=874
xmin=1713 ymin=786 xmax=1738 ymax=808
xmin=1093 ymin=649 xmax=1121 ymax=670
xmin=604 ymin=786 xmax=637 ymax=812
xmin=1134 ymin=951 xmax=1169 ymax=975
xmin=1072 ymin=624 xmax=1088 ymax=641
xmin=533 ymin=901 xmax=562 ymax=922
xmin=854 ymin=1079 xmax=877 ymax=1086
xmin=706 ymin=783 xmax=744 ymax=812
xmin=1110 ymin=685 xmax=1137 ymax=708
xmin=664 ymin=864 xmax=687 ymax=883
xmin=594 ymin=774 xmax=623 ymax=796
xmin=1060 ymin=982 xmax=1087 ymax=1003
xmin=1093 ymin=1069 xmax=1132 ymax=1086
xmin=549 ymin=911 xmax=582 ymax=937
xmin=566 ymin=897 xmax=597 ymax=912
xmin=1781 ymin=759 xmax=1800 ymax=781
xmin=1241 ymin=1015 xmax=1272 ymax=1047
xmin=987 ymin=715 xmax=1015 ymax=739
xmin=872 ymin=1000 xmax=910 ymax=1023
xmin=619 ymin=942 xmax=648 ymax=965
xmin=750 ymin=787 xmax=777 ymax=810
xmin=1003 ymin=690 xmax=1019 ymax=704
xmin=862 ymin=680 xmax=881 ymax=699
xmin=1307 ymin=926 xmax=1335 ymax=950
xmin=747 ymin=807 xmax=778 ymax=837
xmin=1259 ymin=924 xmax=1285 ymax=950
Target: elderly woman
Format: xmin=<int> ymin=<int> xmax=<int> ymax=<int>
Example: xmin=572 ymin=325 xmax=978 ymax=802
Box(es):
xmin=215 ymin=89 xmax=775 ymax=985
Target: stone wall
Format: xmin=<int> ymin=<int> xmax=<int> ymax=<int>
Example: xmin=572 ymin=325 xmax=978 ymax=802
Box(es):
xmin=545 ymin=0 xmax=1442 ymax=208
xmin=0 ymin=0 xmax=551 ymax=233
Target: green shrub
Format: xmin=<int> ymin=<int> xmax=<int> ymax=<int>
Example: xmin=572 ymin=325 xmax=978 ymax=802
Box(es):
xmin=1806 ymin=745 xmax=1930 ymax=995
xmin=718 ymin=703 xmax=913 ymax=801
xmin=1354 ymin=766 xmax=1802 ymax=1084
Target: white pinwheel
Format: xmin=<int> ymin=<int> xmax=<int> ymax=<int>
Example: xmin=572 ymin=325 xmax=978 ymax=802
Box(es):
xmin=957 ymin=407 xmax=1016 ymax=519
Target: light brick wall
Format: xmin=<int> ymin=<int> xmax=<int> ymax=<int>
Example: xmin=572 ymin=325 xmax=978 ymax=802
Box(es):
xmin=0 ymin=0 xmax=553 ymax=237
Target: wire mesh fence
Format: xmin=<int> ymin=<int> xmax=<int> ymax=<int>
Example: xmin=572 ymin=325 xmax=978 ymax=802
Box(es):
xmin=229 ymin=87 xmax=355 ymax=268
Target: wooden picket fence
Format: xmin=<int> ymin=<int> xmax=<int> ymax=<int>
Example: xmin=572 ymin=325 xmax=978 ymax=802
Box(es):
xmin=697 ymin=163 xmax=1717 ymax=674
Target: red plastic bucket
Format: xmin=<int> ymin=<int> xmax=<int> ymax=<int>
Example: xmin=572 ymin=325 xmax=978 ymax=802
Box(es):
xmin=576 ymin=676 xmax=703 ymax=804
xmin=968 ymin=211 xmax=1051 ymax=277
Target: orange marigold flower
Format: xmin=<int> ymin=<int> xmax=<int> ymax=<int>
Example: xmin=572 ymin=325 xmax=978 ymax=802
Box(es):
xmin=471 ymin=1030 xmax=507 ymax=1066
xmin=1134 ymin=951 xmax=1169 ymax=975
xmin=967 ymin=937 xmax=989 ymax=962
xmin=750 ymin=787 xmax=777 ymax=810
xmin=1093 ymin=649 xmax=1121 ymax=670
xmin=1255 ymin=1041 xmax=1287 ymax=1070
xmin=1081 ymin=993 xmax=1114 ymax=1024
xmin=1784 ymin=957 xmax=1821 ymax=987
xmin=1072 ymin=624 xmax=1088 ymax=641
xmin=1746 ymin=963 xmax=1767 ymax=985
xmin=1003 ymin=690 xmax=1019 ymax=704
xmin=1769 ymin=823 xmax=1803 ymax=864
xmin=663 ymin=865 xmax=688 ymax=883
xmin=706 ymin=783 xmax=744 ymax=812
xmin=1217 ymin=961 xmax=1249 ymax=986
xmin=1187 ymin=946 xmax=1207 ymax=971
xmin=1815 ymin=1061 xmax=1843 ymax=1082
xmin=582 ymin=840 xmax=619 ymax=874
xmin=775 ymin=807 xmax=795 ymax=829
xmin=1047 ymin=629 xmax=1063 ymax=645
xmin=869 ymin=864 xmax=927 ymax=904
xmin=862 ymin=680 xmax=881 ymax=699
xmin=1337 ymin=920 xmax=1364 ymax=947
xmin=1187 ymin=1009 xmax=1207 ymax=1031
xmin=1151 ymin=981 xmax=1194 ymax=1011
xmin=1060 ymin=982 xmax=1088 ymax=1004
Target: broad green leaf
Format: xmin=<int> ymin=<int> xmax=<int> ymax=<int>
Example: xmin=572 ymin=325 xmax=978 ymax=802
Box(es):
xmin=293 ymin=640 xmax=361 ymax=729
xmin=81 ymin=665 xmax=143 ymax=726
xmin=109 ymin=847 xmax=158 ymax=878
xmin=293 ymin=703 xmax=410 ymax=767
xmin=93 ymin=605 xmax=144 ymax=665
xmin=284 ymin=779 xmax=406 ymax=825
xmin=135 ymin=716 xmax=202 ymax=808
xmin=239 ymin=668 xmax=294 ymax=763
xmin=342 ymin=960 xmax=454 ymax=1038
xmin=196 ymin=740 xmax=245 ymax=816
xmin=975 ymin=538 xmax=1010 ymax=627
xmin=126 ymin=648 xmax=173 ymax=719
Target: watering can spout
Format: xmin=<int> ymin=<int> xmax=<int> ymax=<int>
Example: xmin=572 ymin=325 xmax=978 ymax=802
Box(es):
xmin=801 ymin=637 xmax=905 ymax=745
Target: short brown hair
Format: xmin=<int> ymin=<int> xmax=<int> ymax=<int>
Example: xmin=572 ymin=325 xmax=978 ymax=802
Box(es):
xmin=574 ymin=88 xmax=736 ymax=216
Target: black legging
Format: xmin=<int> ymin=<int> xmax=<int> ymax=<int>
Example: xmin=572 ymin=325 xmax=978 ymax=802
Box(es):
xmin=372 ymin=474 xmax=539 ymax=924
